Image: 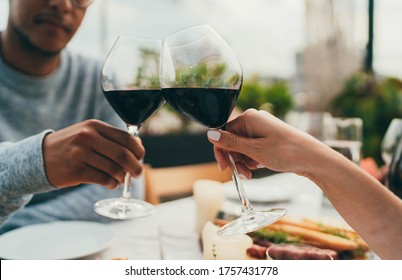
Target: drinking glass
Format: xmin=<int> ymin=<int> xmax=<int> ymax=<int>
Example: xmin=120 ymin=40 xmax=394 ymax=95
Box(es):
xmin=295 ymin=111 xmax=333 ymax=142
xmin=94 ymin=35 xmax=165 ymax=219
xmin=381 ymin=118 xmax=402 ymax=186
xmin=324 ymin=117 xmax=363 ymax=165
xmin=160 ymin=25 xmax=286 ymax=236
xmin=286 ymin=111 xmax=332 ymax=141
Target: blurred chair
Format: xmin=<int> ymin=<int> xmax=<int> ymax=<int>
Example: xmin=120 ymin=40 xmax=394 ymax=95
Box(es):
xmin=144 ymin=162 xmax=231 ymax=204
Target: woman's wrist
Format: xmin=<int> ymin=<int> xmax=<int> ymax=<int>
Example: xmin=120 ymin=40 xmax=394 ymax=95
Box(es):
xmin=293 ymin=137 xmax=344 ymax=187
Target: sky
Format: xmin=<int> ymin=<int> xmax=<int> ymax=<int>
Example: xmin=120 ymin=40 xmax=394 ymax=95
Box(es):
xmin=0 ymin=0 xmax=402 ymax=79
xmin=70 ymin=0 xmax=306 ymax=78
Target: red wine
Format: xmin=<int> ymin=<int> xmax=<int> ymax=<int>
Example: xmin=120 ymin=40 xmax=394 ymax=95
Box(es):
xmin=162 ymin=88 xmax=240 ymax=129
xmin=104 ymin=89 xmax=164 ymax=126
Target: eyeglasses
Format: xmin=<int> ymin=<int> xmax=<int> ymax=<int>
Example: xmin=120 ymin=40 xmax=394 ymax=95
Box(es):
xmin=71 ymin=0 xmax=93 ymax=8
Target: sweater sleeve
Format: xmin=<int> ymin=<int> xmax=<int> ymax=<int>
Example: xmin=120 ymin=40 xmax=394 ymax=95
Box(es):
xmin=0 ymin=130 xmax=56 ymax=225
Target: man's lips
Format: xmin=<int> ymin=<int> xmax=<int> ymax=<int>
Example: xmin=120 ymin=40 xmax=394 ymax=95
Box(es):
xmin=34 ymin=14 xmax=72 ymax=33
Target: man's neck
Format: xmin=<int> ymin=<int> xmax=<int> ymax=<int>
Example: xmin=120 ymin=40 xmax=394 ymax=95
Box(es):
xmin=0 ymin=30 xmax=61 ymax=76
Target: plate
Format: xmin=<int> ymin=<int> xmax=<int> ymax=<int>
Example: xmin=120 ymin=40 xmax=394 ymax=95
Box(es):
xmin=224 ymin=172 xmax=315 ymax=203
xmin=0 ymin=221 xmax=113 ymax=260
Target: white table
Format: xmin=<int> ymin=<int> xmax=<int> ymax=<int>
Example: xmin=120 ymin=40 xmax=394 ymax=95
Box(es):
xmin=92 ymin=175 xmax=348 ymax=260
xmin=89 ymin=174 xmax=346 ymax=260
xmin=91 ymin=198 xmax=196 ymax=260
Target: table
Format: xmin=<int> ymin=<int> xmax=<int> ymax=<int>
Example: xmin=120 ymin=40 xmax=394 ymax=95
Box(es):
xmin=91 ymin=198 xmax=197 ymax=260
xmin=91 ymin=174 xmax=350 ymax=260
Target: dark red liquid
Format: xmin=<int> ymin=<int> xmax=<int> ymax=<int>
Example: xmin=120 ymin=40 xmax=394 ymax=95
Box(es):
xmin=162 ymin=88 xmax=240 ymax=128
xmin=104 ymin=89 xmax=164 ymax=126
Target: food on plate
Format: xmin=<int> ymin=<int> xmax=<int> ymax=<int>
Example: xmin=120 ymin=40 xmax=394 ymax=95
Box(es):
xmin=248 ymin=218 xmax=369 ymax=260
xmin=215 ymin=214 xmax=370 ymax=260
xmin=266 ymin=243 xmax=336 ymax=260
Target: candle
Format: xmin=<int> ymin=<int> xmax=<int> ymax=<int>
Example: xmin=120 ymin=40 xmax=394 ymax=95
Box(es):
xmin=193 ymin=179 xmax=225 ymax=233
xmin=202 ymin=221 xmax=253 ymax=260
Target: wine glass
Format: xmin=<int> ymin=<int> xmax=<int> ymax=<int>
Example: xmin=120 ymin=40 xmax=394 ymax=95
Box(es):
xmin=94 ymin=35 xmax=165 ymax=219
xmin=160 ymin=25 xmax=286 ymax=236
xmin=381 ymin=118 xmax=402 ymax=186
xmin=324 ymin=117 xmax=363 ymax=165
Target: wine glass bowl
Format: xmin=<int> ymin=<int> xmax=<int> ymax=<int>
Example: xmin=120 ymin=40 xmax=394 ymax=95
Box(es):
xmin=160 ymin=25 xmax=242 ymax=129
xmin=160 ymin=25 xmax=286 ymax=236
xmin=324 ymin=117 xmax=363 ymax=165
xmin=381 ymin=118 xmax=402 ymax=186
xmin=382 ymin=119 xmax=402 ymax=167
xmin=94 ymin=35 xmax=165 ymax=219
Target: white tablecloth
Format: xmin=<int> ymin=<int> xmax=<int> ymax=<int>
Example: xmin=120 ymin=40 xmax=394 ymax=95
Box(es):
xmin=92 ymin=174 xmax=349 ymax=260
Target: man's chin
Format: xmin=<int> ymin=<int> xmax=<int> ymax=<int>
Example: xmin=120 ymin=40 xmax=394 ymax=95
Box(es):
xmin=34 ymin=36 xmax=67 ymax=54
xmin=39 ymin=48 xmax=63 ymax=57
xmin=12 ymin=24 xmax=66 ymax=58
xmin=32 ymin=39 xmax=65 ymax=57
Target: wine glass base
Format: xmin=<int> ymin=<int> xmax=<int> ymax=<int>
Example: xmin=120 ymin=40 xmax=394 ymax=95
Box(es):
xmin=94 ymin=198 xmax=155 ymax=219
xmin=217 ymin=208 xmax=287 ymax=237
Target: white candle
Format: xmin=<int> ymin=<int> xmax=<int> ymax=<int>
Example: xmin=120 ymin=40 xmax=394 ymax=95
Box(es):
xmin=193 ymin=180 xmax=225 ymax=233
xmin=202 ymin=221 xmax=253 ymax=260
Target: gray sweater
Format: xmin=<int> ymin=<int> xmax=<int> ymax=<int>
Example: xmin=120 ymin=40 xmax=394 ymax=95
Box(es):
xmin=0 ymin=49 xmax=143 ymax=233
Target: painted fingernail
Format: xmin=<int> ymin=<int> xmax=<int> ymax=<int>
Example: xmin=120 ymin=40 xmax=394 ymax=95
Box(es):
xmin=256 ymin=164 xmax=265 ymax=168
xmin=207 ymin=130 xmax=221 ymax=141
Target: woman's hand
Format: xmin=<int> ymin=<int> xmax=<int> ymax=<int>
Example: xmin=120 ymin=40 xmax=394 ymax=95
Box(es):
xmin=207 ymin=109 xmax=325 ymax=178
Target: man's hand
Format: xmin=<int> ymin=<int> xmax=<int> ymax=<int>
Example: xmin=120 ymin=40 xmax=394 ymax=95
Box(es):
xmin=43 ymin=119 xmax=145 ymax=189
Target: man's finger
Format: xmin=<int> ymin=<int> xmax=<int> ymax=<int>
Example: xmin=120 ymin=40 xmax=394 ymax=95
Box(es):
xmin=90 ymin=120 xmax=145 ymax=159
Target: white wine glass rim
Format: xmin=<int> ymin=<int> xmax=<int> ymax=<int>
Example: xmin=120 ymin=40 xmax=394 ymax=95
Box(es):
xmin=165 ymin=24 xmax=213 ymax=39
xmin=114 ymin=34 xmax=162 ymax=42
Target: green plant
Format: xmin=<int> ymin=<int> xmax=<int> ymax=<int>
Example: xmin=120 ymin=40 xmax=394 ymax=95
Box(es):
xmin=131 ymin=47 xmax=160 ymax=88
xmin=331 ymin=71 xmax=402 ymax=163
xmin=173 ymin=63 xmax=241 ymax=88
xmin=236 ymin=76 xmax=294 ymax=119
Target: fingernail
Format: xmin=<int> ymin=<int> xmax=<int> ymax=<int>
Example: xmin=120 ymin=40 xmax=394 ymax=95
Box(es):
xmin=256 ymin=164 xmax=265 ymax=169
xmin=217 ymin=163 xmax=223 ymax=171
xmin=239 ymin=174 xmax=248 ymax=180
xmin=207 ymin=130 xmax=221 ymax=141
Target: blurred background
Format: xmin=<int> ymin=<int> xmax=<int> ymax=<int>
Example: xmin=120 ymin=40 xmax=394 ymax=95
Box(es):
xmin=1 ymin=0 xmax=401 ymax=166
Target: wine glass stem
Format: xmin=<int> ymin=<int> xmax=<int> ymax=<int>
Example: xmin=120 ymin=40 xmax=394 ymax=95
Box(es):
xmin=384 ymin=165 xmax=390 ymax=187
xmin=228 ymin=154 xmax=254 ymax=215
xmin=122 ymin=172 xmax=131 ymax=199
xmin=122 ymin=125 xmax=140 ymax=199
